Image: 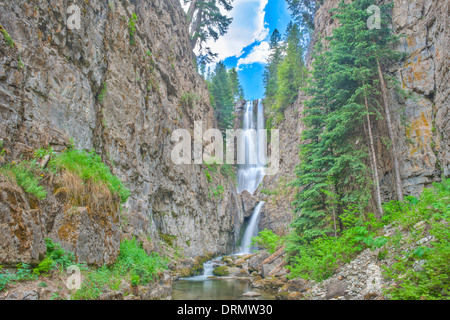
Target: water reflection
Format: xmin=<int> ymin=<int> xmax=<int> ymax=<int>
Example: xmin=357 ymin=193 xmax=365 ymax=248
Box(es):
xmin=172 ymin=279 xmax=275 ymax=300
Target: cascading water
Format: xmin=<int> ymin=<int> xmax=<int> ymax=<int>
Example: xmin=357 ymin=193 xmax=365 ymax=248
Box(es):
xmin=237 ymin=100 xmax=266 ymax=195
xmin=236 ymin=99 xmax=266 ymax=254
xmin=239 ymin=201 xmax=265 ymax=254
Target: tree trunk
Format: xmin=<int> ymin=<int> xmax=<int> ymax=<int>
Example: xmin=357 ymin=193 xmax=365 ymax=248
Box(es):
xmin=363 ymin=83 xmax=383 ymax=217
xmin=186 ymin=0 xmax=198 ymax=24
xmin=377 ymin=59 xmax=404 ymax=202
xmin=190 ymin=9 xmax=203 ymax=49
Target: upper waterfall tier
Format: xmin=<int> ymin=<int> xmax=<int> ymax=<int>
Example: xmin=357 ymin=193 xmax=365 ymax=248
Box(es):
xmin=237 ymin=100 xmax=266 ymax=195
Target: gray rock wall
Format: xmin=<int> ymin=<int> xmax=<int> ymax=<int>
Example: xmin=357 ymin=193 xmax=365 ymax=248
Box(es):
xmin=0 ymin=0 xmax=239 ymax=262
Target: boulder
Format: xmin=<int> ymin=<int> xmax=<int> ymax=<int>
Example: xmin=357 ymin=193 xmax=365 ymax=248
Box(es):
xmin=240 ymin=191 xmax=260 ymax=218
xmin=248 ymin=251 xmax=270 ymax=271
xmin=213 ymin=266 xmax=230 ymax=276
xmin=242 ymin=291 xmax=261 ymax=297
xmin=326 ymin=281 xmax=349 ymax=300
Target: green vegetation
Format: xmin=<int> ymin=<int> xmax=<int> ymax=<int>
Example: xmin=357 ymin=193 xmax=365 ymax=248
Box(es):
xmin=128 ymin=13 xmax=138 ymax=45
xmin=0 ymin=145 xmax=130 ymax=210
xmin=0 ymin=264 xmax=37 ymax=292
xmin=72 ymin=238 xmax=168 ymax=300
xmin=382 ymin=181 xmax=450 ymax=300
xmin=206 ymin=63 xmax=244 ymax=132
xmin=49 ymin=147 xmax=130 ymax=203
xmin=186 ymin=0 xmax=233 ymax=62
xmin=97 ymin=82 xmax=108 ymax=104
xmin=290 ymin=0 xmax=401 ymax=246
xmin=180 ymin=92 xmax=200 ymax=109
xmin=251 ymin=229 xmax=285 ymax=254
xmin=33 ymin=239 xmax=75 ymax=275
xmin=0 ymin=159 xmax=47 ymax=200
xmin=213 ymin=266 xmax=230 ymax=277
xmin=284 ymin=180 xmax=450 ymax=300
xmin=0 ymin=26 xmax=15 ymax=47
xmin=264 ymin=22 xmax=307 ymax=128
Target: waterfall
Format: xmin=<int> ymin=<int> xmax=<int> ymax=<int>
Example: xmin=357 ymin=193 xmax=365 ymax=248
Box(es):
xmin=237 ymin=100 xmax=266 ymax=195
xmin=239 ymin=202 xmax=265 ymax=254
xmin=236 ymin=99 xmax=266 ymax=254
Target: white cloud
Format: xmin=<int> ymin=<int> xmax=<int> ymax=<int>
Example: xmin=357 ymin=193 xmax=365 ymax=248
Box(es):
xmin=202 ymin=0 xmax=269 ymax=60
xmin=237 ymin=41 xmax=270 ymax=66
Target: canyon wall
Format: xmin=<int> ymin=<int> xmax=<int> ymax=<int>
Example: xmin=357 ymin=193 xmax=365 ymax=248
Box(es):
xmin=0 ymin=0 xmax=239 ymax=264
xmin=259 ymin=0 xmax=449 ymax=233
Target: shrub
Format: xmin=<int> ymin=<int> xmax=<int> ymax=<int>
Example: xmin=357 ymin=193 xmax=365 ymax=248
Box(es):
xmin=251 ymin=229 xmax=285 ymax=254
xmin=382 ymin=180 xmax=450 ymax=300
xmin=71 ymin=238 xmax=168 ymax=300
xmin=33 ymin=238 xmax=75 ymax=275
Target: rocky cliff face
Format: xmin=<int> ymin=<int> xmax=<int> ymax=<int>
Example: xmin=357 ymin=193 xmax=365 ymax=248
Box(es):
xmin=0 ymin=0 xmax=240 ymax=264
xmin=259 ymin=0 xmax=449 ymax=233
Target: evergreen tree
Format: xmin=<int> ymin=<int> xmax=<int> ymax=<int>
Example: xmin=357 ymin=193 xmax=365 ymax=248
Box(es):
xmin=185 ymin=0 xmax=234 ymax=59
xmin=289 ymin=0 xmax=401 ymax=246
xmin=207 ymin=62 xmax=245 ymax=131
xmin=228 ymin=67 xmax=244 ymax=101
xmin=286 ymin=0 xmax=323 ymax=31
xmin=273 ymin=22 xmax=307 ymax=118
xmin=263 ymin=29 xmax=283 ymax=107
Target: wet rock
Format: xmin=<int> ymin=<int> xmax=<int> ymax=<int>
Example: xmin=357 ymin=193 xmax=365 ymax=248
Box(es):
xmin=240 ymin=191 xmax=260 ymax=218
xmin=242 ymin=291 xmax=261 ymax=297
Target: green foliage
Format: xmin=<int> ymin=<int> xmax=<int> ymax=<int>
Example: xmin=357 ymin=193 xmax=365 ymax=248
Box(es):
xmin=188 ymin=0 xmax=233 ymax=61
xmin=50 ymin=148 xmax=130 ymax=203
xmin=33 ymin=238 xmax=75 ymax=275
xmin=0 ymin=160 xmax=47 ymax=200
xmin=207 ymin=62 xmax=244 ymax=132
xmin=382 ymin=180 xmax=450 ymax=300
xmin=210 ymin=185 xmax=224 ymax=198
xmin=0 ymin=263 xmax=39 ymax=291
xmin=180 ymin=92 xmax=199 ymax=109
xmin=251 ymin=229 xmax=285 ymax=254
xmin=286 ymin=0 xmax=322 ymax=31
xmin=213 ymin=266 xmax=229 ymax=277
xmin=0 ymin=26 xmax=14 ymax=47
xmin=264 ymin=24 xmax=307 ymax=126
xmin=97 ymin=82 xmax=108 ymax=103
xmin=128 ymin=13 xmax=138 ymax=45
xmin=290 ymin=0 xmax=401 ymax=246
xmin=72 ymin=238 xmax=168 ymax=300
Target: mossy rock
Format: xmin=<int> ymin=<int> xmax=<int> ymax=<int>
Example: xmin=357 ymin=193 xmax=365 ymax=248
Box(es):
xmin=213 ymin=266 xmax=229 ymax=277
xmin=190 ymin=264 xmax=204 ymax=276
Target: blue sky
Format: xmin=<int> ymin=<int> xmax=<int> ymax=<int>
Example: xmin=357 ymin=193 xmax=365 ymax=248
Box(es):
xmin=182 ymin=0 xmax=292 ymax=100
xmin=222 ymin=0 xmax=291 ymax=100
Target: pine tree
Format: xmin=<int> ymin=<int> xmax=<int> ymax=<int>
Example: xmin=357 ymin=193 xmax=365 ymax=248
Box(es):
xmin=289 ymin=0 xmax=402 ymax=246
xmin=263 ymin=29 xmax=283 ymax=109
xmin=207 ymin=62 xmax=244 ymax=132
xmin=185 ymin=0 xmax=234 ymax=59
xmin=273 ymin=22 xmax=307 ymax=118
xmin=228 ymin=67 xmax=244 ymax=101
xmin=286 ymin=0 xmax=323 ymax=31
